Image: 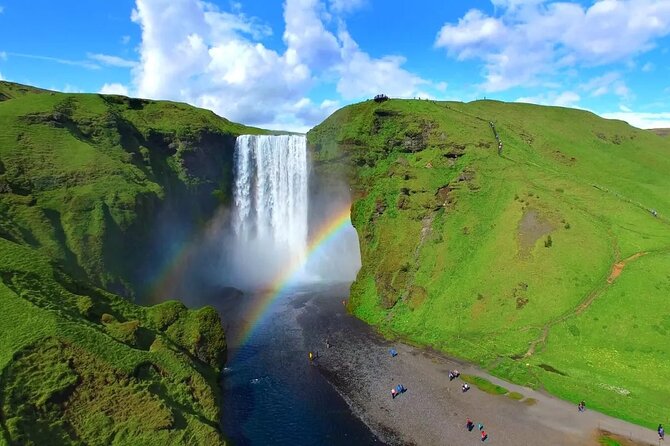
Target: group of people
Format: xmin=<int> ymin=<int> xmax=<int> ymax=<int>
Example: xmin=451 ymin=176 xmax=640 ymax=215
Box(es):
xmin=466 ymin=419 xmax=488 ymax=442
xmin=391 ymin=384 xmax=407 ymax=399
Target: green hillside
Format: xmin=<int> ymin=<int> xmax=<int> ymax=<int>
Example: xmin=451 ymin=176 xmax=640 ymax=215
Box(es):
xmin=0 ymin=82 xmax=258 ymax=444
xmin=0 ymin=81 xmax=263 ymax=297
xmin=308 ymin=98 xmax=670 ymax=428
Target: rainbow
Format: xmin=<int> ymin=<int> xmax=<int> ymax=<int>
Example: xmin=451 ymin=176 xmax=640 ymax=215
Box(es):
xmin=235 ymin=204 xmax=354 ymax=345
xmin=147 ymin=209 xmax=228 ymax=304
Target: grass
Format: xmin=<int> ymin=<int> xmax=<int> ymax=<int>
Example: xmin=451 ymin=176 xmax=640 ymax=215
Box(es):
xmin=0 ymin=237 xmax=227 ymax=444
xmin=308 ymin=97 xmax=670 ymax=429
xmin=507 ymin=391 xmax=524 ymax=400
xmin=0 ymin=81 xmax=266 ymax=298
xmin=461 ymin=375 xmax=508 ymax=395
xmin=0 ymin=82 xmax=242 ymax=444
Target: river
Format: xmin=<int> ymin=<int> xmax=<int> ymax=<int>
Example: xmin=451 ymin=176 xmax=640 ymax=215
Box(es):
xmin=208 ymin=283 xmax=384 ymax=445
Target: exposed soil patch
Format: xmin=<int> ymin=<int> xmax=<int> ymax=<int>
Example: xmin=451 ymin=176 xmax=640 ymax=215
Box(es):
xmin=597 ymin=429 xmax=651 ymax=446
xmin=518 ymin=209 xmax=555 ymax=257
xmin=608 ymin=252 xmax=647 ymax=284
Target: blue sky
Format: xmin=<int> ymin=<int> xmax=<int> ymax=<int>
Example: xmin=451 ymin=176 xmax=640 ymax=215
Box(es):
xmin=1 ymin=0 xmax=669 ymax=131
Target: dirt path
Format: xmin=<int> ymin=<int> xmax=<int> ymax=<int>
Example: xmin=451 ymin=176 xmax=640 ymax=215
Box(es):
xmin=296 ymin=290 xmax=658 ymax=446
xmin=524 ymin=251 xmax=646 ymax=358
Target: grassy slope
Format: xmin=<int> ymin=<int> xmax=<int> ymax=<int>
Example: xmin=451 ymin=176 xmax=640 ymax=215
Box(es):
xmin=0 ymin=82 xmax=257 ymax=444
xmin=308 ymin=98 xmax=670 ymax=428
xmin=0 ymin=81 xmax=264 ymax=297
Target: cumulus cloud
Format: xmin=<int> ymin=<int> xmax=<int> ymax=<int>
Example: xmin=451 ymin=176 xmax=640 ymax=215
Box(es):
xmin=130 ymin=0 xmax=432 ymax=130
xmin=336 ymin=27 xmax=428 ymax=99
xmin=435 ymin=0 xmax=670 ymax=92
xmin=99 ymin=82 xmax=130 ymax=95
xmin=88 ymin=53 xmax=138 ymax=68
xmin=601 ymin=111 xmax=670 ymax=129
xmin=0 ymin=72 xmax=3 ymax=81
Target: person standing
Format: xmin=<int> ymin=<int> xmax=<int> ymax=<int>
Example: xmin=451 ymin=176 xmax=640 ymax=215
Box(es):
xmin=659 ymin=424 xmax=665 ymax=440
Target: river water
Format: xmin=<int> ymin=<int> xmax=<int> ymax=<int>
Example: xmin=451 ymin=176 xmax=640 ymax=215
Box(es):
xmin=208 ymin=283 xmax=383 ymax=446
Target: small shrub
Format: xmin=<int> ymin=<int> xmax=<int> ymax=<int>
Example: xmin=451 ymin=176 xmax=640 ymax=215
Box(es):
xmin=564 ymin=222 xmax=570 ymax=229
xmin=544 ymin=235 xmax=553 ymax=247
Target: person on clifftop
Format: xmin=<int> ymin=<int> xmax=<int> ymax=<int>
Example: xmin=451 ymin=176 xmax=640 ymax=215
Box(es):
xmin=659 ymin=424 xmax=665 ymax=440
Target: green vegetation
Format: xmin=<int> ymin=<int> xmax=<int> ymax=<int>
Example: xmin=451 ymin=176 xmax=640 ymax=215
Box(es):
xmin=0 ymin=80 xmax=264 ymax=297
xmin=308 ymin=98 xmax=670 ymax=428
xmin=461 ymin=374 xmax=508 ymax=395
xmin=0 ymin=82 xmax=256 ymax=444
xmin=506 ymin=391 xmax=524 ymax=400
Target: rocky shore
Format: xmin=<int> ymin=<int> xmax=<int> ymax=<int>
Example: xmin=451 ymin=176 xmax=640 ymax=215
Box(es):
xmin=295 ymin=288 xmax=658 ymax=446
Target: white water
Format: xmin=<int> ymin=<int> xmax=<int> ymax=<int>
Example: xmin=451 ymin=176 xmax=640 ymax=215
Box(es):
xmin=231 ymin=135 xmax=310 ymax=286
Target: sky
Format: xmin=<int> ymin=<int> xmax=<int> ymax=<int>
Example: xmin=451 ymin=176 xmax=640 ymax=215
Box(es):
xmin=1 ymin=0 xmax=669 ymax=131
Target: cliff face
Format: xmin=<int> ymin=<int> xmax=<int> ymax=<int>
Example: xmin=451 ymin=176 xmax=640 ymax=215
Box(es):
xmin=308 ymin=98 xmax=670 ymax=427
xmin=0 ymin=82 xmax=264 ymax=444
xmin=0 ymin=82 xmax=263 ymax=298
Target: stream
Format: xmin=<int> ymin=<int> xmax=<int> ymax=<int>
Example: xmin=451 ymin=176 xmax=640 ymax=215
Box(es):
xmin=209 ymin=283 xmax=384 ymax=445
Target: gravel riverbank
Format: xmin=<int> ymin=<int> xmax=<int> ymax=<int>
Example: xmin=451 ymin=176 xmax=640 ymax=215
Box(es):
xmin=295 ymin=287 xmax=658 ymax=446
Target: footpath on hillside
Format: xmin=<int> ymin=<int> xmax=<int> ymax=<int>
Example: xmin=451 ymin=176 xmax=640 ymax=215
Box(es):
xmin=295 ymin=289 xmax=658 ymax=446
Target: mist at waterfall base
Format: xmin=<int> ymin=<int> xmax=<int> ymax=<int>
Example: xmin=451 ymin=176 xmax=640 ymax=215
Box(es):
xmin=137 ymin=135 xmax=382 ymax=444
xmin=221 ymin=134 xmax=361 ymax=292
xmin=143 ymin=134 xmax=361 ymax=304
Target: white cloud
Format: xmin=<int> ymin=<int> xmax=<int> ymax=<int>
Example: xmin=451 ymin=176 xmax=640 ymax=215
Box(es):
xmin=601 ymin=111 xmax=670 ymax=129
xmin=329 ymin=0 xmax=366 ymax=13
xmin=121 ymin=35 xmax=131 ymax=45
xmin=99 ymin=83 xmax=130 ymax=95
xmin=435 ymin=0 xmax=670 ymax=92
xmin=0 ymin=72 xmax=3 ymax=81
xmin=59 ymin=84 xmax=84 ymax=93
xmin=0 ymin=6 xmax=4 ymax=14
xmin=336 ymin=27 xmax=428 ymax=99
xmin=516 ymin=90 xmax=580 ymax=108
xmin=8 ymin=52 xmax=100 ymax=70
xmin=579 ymin=72 xmax=630 ymax=99
xmin=642 ymin=62 xmax=655 ymax=72
xmin=0 ymin=51 xmax=6 ymax=61
xmin=130 ymin=0 xmax=432 ymax=130
xmin=88 ymin=53 xmax=138 ymax=68
xmin=619 ymin=104 xmax=632 ymax=112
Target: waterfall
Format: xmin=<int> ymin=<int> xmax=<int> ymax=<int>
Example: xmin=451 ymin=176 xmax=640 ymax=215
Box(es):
xmin=232 ymin=135 xmax=309 ymax=282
